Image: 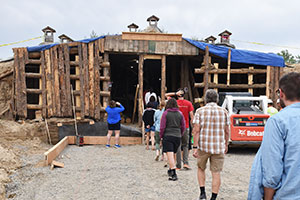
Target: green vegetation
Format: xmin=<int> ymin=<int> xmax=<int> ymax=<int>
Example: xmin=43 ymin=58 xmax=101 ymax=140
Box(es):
xmin=277 ymin=49 xmax=300 ymax=64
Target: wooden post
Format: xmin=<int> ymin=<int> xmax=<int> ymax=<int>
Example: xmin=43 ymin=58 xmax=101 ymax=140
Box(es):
xmin=203 ymin=46 xmax=209 ymax=95
xmin=78 ymin=44 xmax=85 ymax=119
xmin=53 ymin=46 xmax=61 ymax=117
xmin=88 ymin=42 xmax=95 ymax=118
xmin=94 ymin=42 xmax=101 ymax=120
xmin=248 ymin=66 xmax=254 ymax=94
xmin=75 ymin=55 xmax=81 ymax=119
xmin=40 ymin=51 xmax=47 ymax=118
xmin=227 ymin=49 xmax=231 ymax=86
xmin=58 ymin=46 xmax=67 ymax=117
xmin=103 ymin=53 xmax=110 ymax=110
xmin=266 ymin=66 xmax=271 ymax=98
xmin=161 ymin=55 xmax=166 ymax=102
xmin=138 ymin=54 xmax=144 ymax=125
xmin=45 ymin=49 xmax=53 ymax=117
xmin=82 ymin=43 xmax=89 ymax=117
xmin=63 ymin=44 xmax=72 ymax=117
xmin=50 ymin=48 xmax=56 ymax=116
xmin=213 ymin=63 xmax=219 ymax=93
xmin=132 ymin=84 xmax=139 ymax=123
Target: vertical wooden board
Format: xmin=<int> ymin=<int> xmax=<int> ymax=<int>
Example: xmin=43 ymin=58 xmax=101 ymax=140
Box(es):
xmin=94 ymin=42 xmax=101 ymax=120
xmin=44 ymin=49 xmax=53 ymax=117
xmin=40 ymin=51 xmax=47 ymax=118
xmin=213 ymin=63 xmax=219 ymax=93
xmin=248 ymin=66 xmax=254 ymax=94
xmin=88 ymin=42 xmax=95 ymax=117
xmin=53 ymin=46 xmax=61 ymax=117
xmin=82 ymin=43 xmax=90 ymax=116
xmin=204 ymin=46 xmax=209 ymax=94
xmin=103 ymin=53 xmax=109 ymax=109
xmin=161 ymin=55 xmax=166 ymax=102
xmin=50 ymin=48 xmax=57 ymax=116
xmin=138 ymin=54 xmax=144 ymax=125
xmin=78 ymin=44 xmax=85 ymax=119
xmin=58 ymin=46 xmax=67 ymax=116
xmin=63 ymin=44 xmax=72 ymax=117
xmin=266 ymin=66 xmax=271 ymax=98
xmin=18 ymin=48 xmax=27 ymax=118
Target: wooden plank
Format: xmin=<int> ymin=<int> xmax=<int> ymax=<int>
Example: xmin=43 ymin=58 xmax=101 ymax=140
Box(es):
xmin=50 ymin=160 xmax=64 ymax=169
xmin=138 ymin=54 xmax=144 ymax=126
xmin=227 ymin=49 xmax=231 ymax=86
xmin=13 ymin=49 xmax=20 ymax=118
xmin=213 ymin=63 xmax=219 ymax=93
xmin=248 ymin=66 xmax=254 ymax=94
xmin=53 ymin=46 xmax=61 ymax=117
xmin=40 ymin=51 xmax=47 ymax=118
xmin=161 ymin=55 xmax=166 ymax=102
xmin=26 ymin=89 xmax=42 ymax=94
xmin=25 ymin=73 xmax=41 ymax=79
xmin=68 ymin=136 xmax=142 ymax=145
xmin=194 ymin=68 xmax=267 ymax=74
xmin=63 ymin=44 xmax=72 ymax=117
xmin=27 ymin=104 xmax=42 ymax=110
xmin=88 ymin=42 xmax=95 ymax=117
xmin=100 ymin=62 xmax=110 ymax=68
xmin=27 ymin=59 xmax=41 ymax=65
xmin=50 ymin=48 xmax=57 ymax=116
xmin=18 ymin=48 xmax=27 ymax=118
xmin=121 ymin=32 xmax=182 ymax=42
xmin=0 ymin=69 xmax=13 ymax=80
xmin=82 ymin=43 xmax=89 ymax=116
xmin=203 ymin=46 xmax=209 ymax=95
xmin=44 ymin=136 xmax=69 ymax=166
xmin=58 ymin=46 xmax=67 ymax=116
xmin=94 ymin=42 xmax=101 ymax=120
xmin=144 ymin=55 xmax=162 ymax=60
xmin=195 ymin=82 xmax=266 ymax=89
xmin=132 ymin=84 xmax=139 ymax=123
xmin=45 ymin=49 xmax=53 ymax=117
xmin=266 ymin=66 xmax=271 ymax=98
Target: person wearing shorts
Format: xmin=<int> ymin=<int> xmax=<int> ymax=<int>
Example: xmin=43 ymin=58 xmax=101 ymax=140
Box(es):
xmin=160 ymin=98 xmax=185 ymax=181
xmin=143 ymin=103 xmax=156 ymax=150
xmin=105 ymin=100 xmax=125 ymax=148
xmin=192 ymin=90 xmax=229 ymax=200
xmin=153 ymin=101 xmax=165 ymax=161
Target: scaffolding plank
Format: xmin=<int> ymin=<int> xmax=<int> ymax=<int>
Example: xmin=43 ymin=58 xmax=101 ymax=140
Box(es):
xmin=68 ymin=136 xmax=142 ymax=145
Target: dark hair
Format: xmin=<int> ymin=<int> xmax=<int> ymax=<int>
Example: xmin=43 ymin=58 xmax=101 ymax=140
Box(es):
xmin=165 ymin=98 xmax=178 ymax=109
xmin=177 ymin=88 xmax=185 ymax=97
xmin=149 ymin=96 xmax=156 ymax=102
xmin=109 ymin=100 xmax=116 ymax=108
xmin=205 ymin=89 xmax=219 ymax=103
xmin=279 ymin=72 xmax=300 ymax=101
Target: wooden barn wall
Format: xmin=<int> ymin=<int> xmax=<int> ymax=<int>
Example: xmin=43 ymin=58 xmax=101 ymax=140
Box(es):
xmin=12 ymin=39 xmax=110 ymax=120
xmin=104 ymin=35 xmax=199 ymax=56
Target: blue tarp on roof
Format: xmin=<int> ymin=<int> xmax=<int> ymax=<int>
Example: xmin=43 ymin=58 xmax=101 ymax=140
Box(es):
xmin=184 ymin=38 xmax=285 ymax=67
xmin=27 ymin=36 xmax=106 ymax=52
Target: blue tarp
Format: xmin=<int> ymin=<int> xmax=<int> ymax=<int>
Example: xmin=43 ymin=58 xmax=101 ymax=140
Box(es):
xmin=27 ymin=35 xmax=106 ymax=52
xmin=184 ymin=38 xmax=285 ymax=67
xmin=26 ymin=35 xmax=284 ymax=67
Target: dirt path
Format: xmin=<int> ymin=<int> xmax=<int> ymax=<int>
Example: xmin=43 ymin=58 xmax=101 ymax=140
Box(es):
xmin=5 ymin=144 xmax=258 ymax=200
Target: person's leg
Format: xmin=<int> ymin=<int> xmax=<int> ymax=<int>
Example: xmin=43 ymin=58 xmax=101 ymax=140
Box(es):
xmin=155 ymin=131 xmax=160 ymax=160
xmin=211 ymin=172 xmax=221 ymax=194
xmin=106 ymin=130 xmax=113 ymax=146
xmin=209 ymin=154 xmax=224 ymax=199
xmin=182 ymin=128 xmax=190 ymax=167
xmin=197 ymin=150 xmax=209 ymax=199
xmin=146 ymin=132 xmax=150 ymax=150
xmin=167 ymin=152 xmax=175 ymax=169
xmin=198 ymin=167 xmax=206 ymax=187
xmin=175 ymin=140 xmax=182 ymax=168
xmin=115 ymin=130 xmax=120 ymax=145
xmin=150 ymin=131 xmax=155 ymax=150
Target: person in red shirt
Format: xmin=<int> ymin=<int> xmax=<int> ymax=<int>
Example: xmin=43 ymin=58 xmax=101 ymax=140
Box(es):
xmin=166 ymin=88 xmax=194 ymax=170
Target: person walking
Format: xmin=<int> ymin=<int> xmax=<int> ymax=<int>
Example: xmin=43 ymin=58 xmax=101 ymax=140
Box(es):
xmin=142 ymin=103 xmax=156 ymax=150
xmin=160 ymin=98 xmax=185 ymax=181
xmin=105 ymin=100 xmax=125 ymax=148
xmin=192 ymin=89 xmax=229 ymax=200
xmin=153 ymin=101 xmax=165 ymax=161
xmin=248 ymin=72 xmax=300 ymax=200
xmin=166 ymin=88 xmax=194 ymax=170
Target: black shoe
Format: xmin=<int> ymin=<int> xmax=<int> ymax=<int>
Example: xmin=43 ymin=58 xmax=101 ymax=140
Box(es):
xmin=168 ymin=169 xmax=178 ymax=181
xmin=167 ymin=169 xmax=172 ymax=177
xmin=199 ymin=193 xmax=207 ymax=200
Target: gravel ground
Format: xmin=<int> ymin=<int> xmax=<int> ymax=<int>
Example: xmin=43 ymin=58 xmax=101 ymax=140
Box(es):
xmin=6 ymin=145 xmax=258 ymax=200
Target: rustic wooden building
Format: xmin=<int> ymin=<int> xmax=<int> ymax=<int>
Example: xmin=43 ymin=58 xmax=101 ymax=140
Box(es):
xmin=11 ymin=16 xmax=285 ymax=124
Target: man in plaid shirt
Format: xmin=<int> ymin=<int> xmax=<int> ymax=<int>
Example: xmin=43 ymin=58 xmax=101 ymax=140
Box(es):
xmin=192 ymin=89 xmax=230 ymax=200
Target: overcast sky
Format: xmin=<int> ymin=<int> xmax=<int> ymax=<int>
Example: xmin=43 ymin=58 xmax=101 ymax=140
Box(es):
xmin=1 ymin=0 xmax=300 ymax=60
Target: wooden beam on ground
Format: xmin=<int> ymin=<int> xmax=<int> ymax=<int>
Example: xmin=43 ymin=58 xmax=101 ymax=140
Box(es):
xmin=266 ymin=66 xmax=271 ymax=98
xmin=248 ymin=66 xmax=254 ymax=94
xmin=68 ymin=136 xmax=142 ymax=145
xmin=50 ymin=160 xmax=64 ymax=170
xmin=227 ymin=49 xmax=231 ymax=86
xmin=44 ymin=136 xmax=69 ymax=166
xmin=203 ymin=46 xmax=209 ymax=95
xmin=161 ymin=55 xmax=166 ymax=102
xmin=138 ymin=54 xmax=144 ymax=126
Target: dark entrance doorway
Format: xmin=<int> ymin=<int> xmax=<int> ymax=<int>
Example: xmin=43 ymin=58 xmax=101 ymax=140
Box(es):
xmin=143 ymin=59 xmax=162 ymax=101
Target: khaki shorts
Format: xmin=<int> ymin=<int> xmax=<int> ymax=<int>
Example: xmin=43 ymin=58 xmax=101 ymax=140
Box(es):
xmin=197 ymin=150 xmax=225 ymax=172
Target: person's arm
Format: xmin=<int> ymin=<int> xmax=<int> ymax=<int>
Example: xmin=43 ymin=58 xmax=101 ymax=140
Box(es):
xmin=180 ymin=112 xmax=186 ymax=135
xmin=159 ymin=111 xmax=167 ymax=139
xmin=224 ymin=125 xmax=229 ymax=154
xmin=189 ymin=111 xmax=194 ymax=126
xmin=261 ymin=118 xmax=284 ymax=198
xmin=192 ymin=123 xmax=200 ymax=158
xmin=116 ymin=103 xmax=125 ymax=112
xmin=264 ymin=187 xmax=276 ymax=200
xmin=165 ymin=91 xmax=177 ymax=98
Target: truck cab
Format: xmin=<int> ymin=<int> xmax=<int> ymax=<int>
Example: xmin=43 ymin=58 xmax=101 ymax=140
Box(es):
xmin=220 ymin=93 xmax=269 ymax=144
